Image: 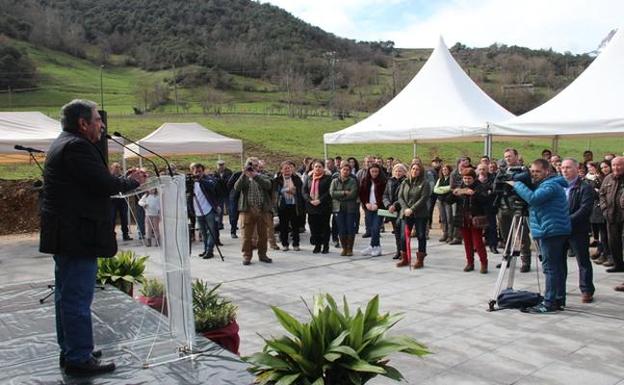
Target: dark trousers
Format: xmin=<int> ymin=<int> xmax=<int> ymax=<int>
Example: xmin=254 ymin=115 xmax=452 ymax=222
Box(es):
xmin=228 ymin=195 xmax=239 ymax=234
xmin=54 ymin=255 xmax=97 ymax=364
xmin=331 ymin=214 xmax=339 ymax=242
xmin=401 ymin=217 xmax=427 ymax=253
xmin=562 ymin=232 xmax=595 ymax=295
xmin=595 ymin=222 xmax=610 ymax=256
xmin=111 ymin=198 xmax=129 ymax=236
xmin=539 ymin=235 xmax=568 ymax=307
xmin=390 ymin=218 xmax=402 ymax=253
xmin=308 ymin=212 xmax=331 ymax=246
xmin=278 ymin=205 xmax=300 ymax=247
xmin=197 ymin=211 xmax=216 ymax=253
xmin=428 ymin=194 xmax=438 ymax=227
xmin=606 ymin=222 xmax=624 ymax=267
xmin=336 ymin=211 xmax=357 ymax=236
xmin=485 ymin=212 xmax=498 ymax=247
xmin=499 ymin=211 xmax=532 ymax=265
xmin=136 ymin=204 xmax=145 ymax=239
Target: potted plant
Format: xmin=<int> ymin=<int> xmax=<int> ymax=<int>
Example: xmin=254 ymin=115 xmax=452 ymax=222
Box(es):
xmin=138 ymin=277 xmax=167 ymax=315
xmin=96 ymin=250 xmax=148 ymax=296
xmin=244 ymin=294 xmax=429 ymax=385
xmin=192 ymin=280 xmax=240 ymax=355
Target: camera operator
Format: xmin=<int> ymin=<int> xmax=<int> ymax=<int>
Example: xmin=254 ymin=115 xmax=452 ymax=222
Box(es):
xmin=509 ymin=158 xmax=571 ymax=313
xmin=234 ymin=157 xmax=274 ymax=265
xmin=190 ymin=163 xmax=220 ymax=259
xmin=560 ymin=158 xmax=595 ymax=303
xmin=498 ymin=148 xmax=532 ymax=272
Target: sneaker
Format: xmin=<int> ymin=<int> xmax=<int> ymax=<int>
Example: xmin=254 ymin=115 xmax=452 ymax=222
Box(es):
xmin=293 ymin=246 xmax=301 ymax=251
xmin=371 ymin=246 xmax=382 ymax=257
xmin=360 ymin=245 xmax=373 ymax=256
xmin=282 ymin=246 xmax=290 ymax=251
xmin=520 ymin=303 xmax=557 ymax=314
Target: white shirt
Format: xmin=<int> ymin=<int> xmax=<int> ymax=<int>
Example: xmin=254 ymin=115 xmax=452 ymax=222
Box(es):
xmin=193 ymin=181 xmax=213 ymax=216
xmin=139 ymin=193 xmax=161 ymax=216
xmin=369 ymin=182 xmax=377 ymax=205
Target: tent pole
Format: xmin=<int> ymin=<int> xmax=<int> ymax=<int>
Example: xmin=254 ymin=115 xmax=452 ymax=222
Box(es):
xmin=552 ymin=136 xmax=560 ymax=154
xmin=412 ymin=141 xmax=417 ymax=158
xmin=324 ymin=142 xmax=328 ymax=162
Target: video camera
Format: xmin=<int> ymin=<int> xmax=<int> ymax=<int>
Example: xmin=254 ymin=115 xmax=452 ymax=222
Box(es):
xmin=493 ymin=162 xmax=531 ymax=214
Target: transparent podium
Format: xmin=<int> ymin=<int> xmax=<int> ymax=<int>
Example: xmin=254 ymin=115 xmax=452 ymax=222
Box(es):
xmin=112 ymin=175 xmax=196 ymax=367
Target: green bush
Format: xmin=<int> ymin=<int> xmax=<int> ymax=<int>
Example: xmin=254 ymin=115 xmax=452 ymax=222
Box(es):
xmin=192 ymin=280 xmax=238 ymax=332
xmin=96 ymin=250 xmax=148 ymax=294
xmin=244 ymin=294 xmax=429 ymax=385
xmin=139 ymin=277 xmax=165 ymax=297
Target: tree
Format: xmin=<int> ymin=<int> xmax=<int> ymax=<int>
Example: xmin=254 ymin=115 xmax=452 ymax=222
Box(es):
xmin=0 ymin=39 xmax=37 ymax=89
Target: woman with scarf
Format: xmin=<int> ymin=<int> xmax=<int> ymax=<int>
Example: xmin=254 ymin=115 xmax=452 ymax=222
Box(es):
xmin=397 ymin=163 xmax=431 ymax=268
xmin=359 ymin=163 xmax=387 ymax=257
xmin=303 ymin=159 xmax=333 ymax=253
xmin=450 ymin=168 xmax=490 ymax=273
xmin=383 ymin=163 xmax=407 ymax=259
xmin=330 ymin=161 xmax=359 ymax=256
xmin=275 ymin=161 xmax=304 ymax=251
xmin=433 ymin=164 xmax=453 ymax=243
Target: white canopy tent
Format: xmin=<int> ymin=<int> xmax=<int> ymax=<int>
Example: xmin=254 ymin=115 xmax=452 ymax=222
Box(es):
xmin=124 ymin=122 xmax=243 ymax=164
xmin=0 ymin=112 xmax=61 ymax=154
xmin=488 ymin=28 xmax=624 ymax=148
xmin=0 ymin=111 xmax=124 ymax=159
xmin=323 ymin=37 xmax=514 ymax=157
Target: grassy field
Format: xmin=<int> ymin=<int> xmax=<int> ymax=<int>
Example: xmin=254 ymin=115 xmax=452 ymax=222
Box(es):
xmin=2 ymin=112 xmax=622 ymax=180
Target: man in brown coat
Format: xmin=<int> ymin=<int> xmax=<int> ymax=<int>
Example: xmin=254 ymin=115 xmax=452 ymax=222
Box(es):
xmin=599 ymin=156 xmax=624 ymax=289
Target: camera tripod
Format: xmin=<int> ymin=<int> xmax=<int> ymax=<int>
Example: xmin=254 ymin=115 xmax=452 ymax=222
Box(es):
xmin=488 ymin=211 xmax=542 ymax=311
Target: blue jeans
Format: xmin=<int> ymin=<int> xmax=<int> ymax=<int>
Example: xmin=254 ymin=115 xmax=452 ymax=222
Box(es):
xmin=197 ymin=210 xmax=216 ymax=253
xmin=563 ymin=232 xmax=595 ymax=295
xmin=365 ymin=209 xmax=382 ymax=247
xmin=401 ymin=217 xmax=427 ymax=253
xmin=538 ymin=235 xmax=568 ymax=307
xmin=54 ymin=255 xmax=98 ymax=364
xmin=336 ymin=211 xmax=356 ymax=236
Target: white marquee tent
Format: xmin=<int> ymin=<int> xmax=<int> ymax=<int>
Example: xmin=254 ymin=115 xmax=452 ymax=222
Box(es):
xmin=0 ymin=112 xmax=61 ymax=154
xmin=124 ymin=122 xmax=243 ymax=161
xmin=488 ymin=28 xmax=624 ymax=140
xmin=323 ymin=37 xmax=514 ymax=156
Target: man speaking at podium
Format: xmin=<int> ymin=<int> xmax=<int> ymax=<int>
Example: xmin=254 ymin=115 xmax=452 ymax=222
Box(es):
xmin=39 ymin=99 xmax=146 ymax=376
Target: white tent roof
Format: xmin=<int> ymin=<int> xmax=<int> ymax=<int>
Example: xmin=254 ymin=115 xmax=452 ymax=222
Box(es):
xmin=124 ymin=122 xmax=243 ymax=158
xmin=324 ymin=37 xmax=514 ymax=144
xmin=0 ymin=112 xmax=61 ymax=153
xmin=489 ymin=28 xmax=624 ymax=138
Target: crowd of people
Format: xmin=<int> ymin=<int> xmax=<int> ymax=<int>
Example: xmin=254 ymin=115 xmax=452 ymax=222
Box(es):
xmin=116 ymin=148 xmax=624 ymax=311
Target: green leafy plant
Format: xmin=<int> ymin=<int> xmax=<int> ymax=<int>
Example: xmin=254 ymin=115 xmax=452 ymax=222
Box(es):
xmin=244 ymin=294 xmax=429 ymax=385
xmin=139 ymin=277 xmax=165 ymax=297
xmin=192 ymin=280 xmax=238 ymax=332
xmin=96 ymin=250 xmax=148 ymax=295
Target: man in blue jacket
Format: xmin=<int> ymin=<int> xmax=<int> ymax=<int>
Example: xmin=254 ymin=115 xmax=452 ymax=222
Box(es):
xmin=509 ymin=158 xmax=571 ymax=313
xmin=560 ymin=158 xmax=595 ymax=303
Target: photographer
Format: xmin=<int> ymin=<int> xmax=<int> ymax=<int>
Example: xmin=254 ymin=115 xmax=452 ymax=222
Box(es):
xmin=498 ymin=148 xmax=532 ymax=272
xmin=509 ymin=159 xmax=571 ymax=313
xmin=234 ymin=157 xmax=274 ymax=265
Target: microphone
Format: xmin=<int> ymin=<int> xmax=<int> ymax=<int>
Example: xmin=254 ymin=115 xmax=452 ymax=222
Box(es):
xmin=106 ymin=134 xmax=160 ymax=178
xmin=15 ymin=144 xmax=45 ymax=153
xmin=113 ymin=132 xmax=174 ymax=177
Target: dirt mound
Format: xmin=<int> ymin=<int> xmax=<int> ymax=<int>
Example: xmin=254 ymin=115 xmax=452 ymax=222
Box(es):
xmin=0 ymin=179 xmax=41 ymax=235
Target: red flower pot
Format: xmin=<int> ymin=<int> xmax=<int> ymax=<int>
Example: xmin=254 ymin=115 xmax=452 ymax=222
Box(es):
xmin=200 ymin=320 xmax=240 ymax=355
xmin=137 ymin=295 xmax=168 ymax=316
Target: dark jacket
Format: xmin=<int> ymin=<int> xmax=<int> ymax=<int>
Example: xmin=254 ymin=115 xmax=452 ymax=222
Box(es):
xmin=233 ymin=172 xmax=273 ymax=212
xmin=275 ymin=173 xmax=304 ymax=215
xmin=448 ymin=181 xmax=489 ymax=228
xmin=383 ymin=176 xmax=405 ymax=211
xmin=359 ymin=176 xmax=387 ymax=209
xmin=39 ymin=131 xmax=139 ymax=258
xmin=193 ymin=175 xmax=221 ymax=215
xmin=397 ymin=176 xmax=431 ymax=218
xmin=302 ymin=172 xmax=332 ymax=215
xmin=585 ymin=176 xmax=605 ymax=224
xmin=567 ymin=177 xmax=593 ymax=234
xmin=599 ymin=173 xmax=624 ymax=223
xmin=513 ymin=175 xmax=571 ymax=240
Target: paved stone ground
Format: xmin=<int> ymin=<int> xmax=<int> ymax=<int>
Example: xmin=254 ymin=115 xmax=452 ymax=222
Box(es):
xmin=2 ymin=224 xmax=624 ymax=385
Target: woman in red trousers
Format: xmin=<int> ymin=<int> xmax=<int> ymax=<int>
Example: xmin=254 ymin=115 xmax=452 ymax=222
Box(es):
xmin=450 ymin=168 xmax=490 ymax=273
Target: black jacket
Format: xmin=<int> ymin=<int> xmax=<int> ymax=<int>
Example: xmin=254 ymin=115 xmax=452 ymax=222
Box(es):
xmin=448 ymin=181 xmax=489 ymax=228
xmin=302 ymin=173 xmax=332 ymax=215
xmin=40 ymin=131 xmax=139 ymax=258
xmin=567 ymin=177 xmax=593 ymax=234
xmin=275 ymin=174 xmax=304 ymax=215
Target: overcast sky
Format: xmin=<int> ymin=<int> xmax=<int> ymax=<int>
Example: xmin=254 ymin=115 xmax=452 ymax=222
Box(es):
xmin=264 ymin=0 xmax=621 ymax=54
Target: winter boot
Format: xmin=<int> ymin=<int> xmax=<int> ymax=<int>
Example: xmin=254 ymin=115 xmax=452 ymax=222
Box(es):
xmin=413 ymin=252 xmax=426 ymax=269
xmin=396 ymin=251 xmax=410 ymax=267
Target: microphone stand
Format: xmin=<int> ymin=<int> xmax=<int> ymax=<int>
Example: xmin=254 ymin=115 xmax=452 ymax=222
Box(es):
xmin=106 ymin=135 xmax=160 ymax=178
xmin=113 ymin=132 xmax=174 ymax=177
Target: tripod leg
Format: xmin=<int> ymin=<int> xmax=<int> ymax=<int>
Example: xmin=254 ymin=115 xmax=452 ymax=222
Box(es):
xmin=489 ymin=215 xmax=519 ymax=308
